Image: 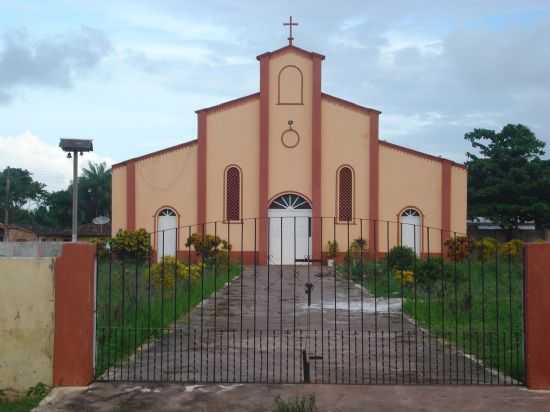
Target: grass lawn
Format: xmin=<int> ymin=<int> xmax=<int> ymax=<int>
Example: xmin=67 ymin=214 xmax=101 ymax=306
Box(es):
xmin=94 ymin=256 xmax=240 ymax=376
xmin=341 ymin=254 xmax=525 ymax=382
xmin=0 ymin=384 xmax=49 ymax=412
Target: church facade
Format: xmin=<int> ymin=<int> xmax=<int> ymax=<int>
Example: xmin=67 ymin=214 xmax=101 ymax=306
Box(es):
xmin=111 ymin=41 xmax=467 ymax=264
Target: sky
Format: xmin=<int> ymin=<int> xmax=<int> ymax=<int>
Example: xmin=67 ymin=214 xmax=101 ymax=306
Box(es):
xmin=0 ymin=0 xmax=549 ymax=190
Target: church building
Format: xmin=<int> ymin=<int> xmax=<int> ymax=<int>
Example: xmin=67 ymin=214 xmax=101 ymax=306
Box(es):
xmin=111 ymin=22 xmax=467 ymax=264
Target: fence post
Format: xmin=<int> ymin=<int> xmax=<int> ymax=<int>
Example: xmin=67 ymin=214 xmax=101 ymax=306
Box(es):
xmin=53 ymin=242 xmax=96 ymax=386
xmin=524 ymin=242 xmax=550 ymax=390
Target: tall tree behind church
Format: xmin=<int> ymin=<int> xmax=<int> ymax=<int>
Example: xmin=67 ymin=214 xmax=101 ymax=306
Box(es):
xmin=465 ymin=124 xmax=550 ymax=234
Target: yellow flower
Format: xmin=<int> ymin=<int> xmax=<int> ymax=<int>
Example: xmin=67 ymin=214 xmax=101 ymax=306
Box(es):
xmin=394 ymin=270 xmax=414 ymax=285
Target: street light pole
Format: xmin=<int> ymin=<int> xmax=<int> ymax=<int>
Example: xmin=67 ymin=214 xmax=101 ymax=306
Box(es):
xmin=59 ymin=138 xmax=93 ymax=243
xmin=72 ymin=151 xmax=78 ymax=242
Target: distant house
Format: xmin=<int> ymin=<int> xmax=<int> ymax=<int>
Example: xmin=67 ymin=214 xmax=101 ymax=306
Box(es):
xmin=467 ymin=218 xmax=549 ymax=242
xmin=0 ymin=224 xmax=38 ymax=242
xmin=0 ymin=223 xmax=111 ymax=242
xmin=35 ymin=223 xmax=111 ymax=242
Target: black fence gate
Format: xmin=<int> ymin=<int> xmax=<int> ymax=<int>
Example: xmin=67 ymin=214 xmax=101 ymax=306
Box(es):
xmin=94 ymin=217 xmax=525 ymax=385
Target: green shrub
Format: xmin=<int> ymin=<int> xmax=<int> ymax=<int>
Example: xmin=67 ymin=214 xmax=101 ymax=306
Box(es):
xmin=90 ymin=237 xmax=108 ymax=258
xmin=387 ymin=245 xmax=416 ymax=270
xmin=500 ymin=239 xmax=523 ymax=258
xmin=474 ymin=237 xmax=498 ymax=262
xmin=326 ymin=240 xmax=338 ymax=259
xmin=272 ymin=394 xmax=317 ymax=412
xmin=185 ymin=233 xmax=231 ymax=261
xmin=150 ymin=257 xmax=201 ymax=289
xmin=111 ymin=228 xmax=151 ymax=261
xmin=415 ymin=257 xmax=452 ymax=292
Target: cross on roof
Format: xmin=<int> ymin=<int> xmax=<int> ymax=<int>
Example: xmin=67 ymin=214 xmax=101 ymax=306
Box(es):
xmin=283 ymin=16 xmax=298 ymax=45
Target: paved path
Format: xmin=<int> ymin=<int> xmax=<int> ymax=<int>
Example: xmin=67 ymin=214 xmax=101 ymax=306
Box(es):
xmin=38 ymin=383 xmax=550 ymax=412
xmin=103 ymin=266 xmax=501 ymax=384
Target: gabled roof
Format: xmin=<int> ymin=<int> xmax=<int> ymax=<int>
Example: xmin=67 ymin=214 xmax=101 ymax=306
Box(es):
xmin=380 ymin=140 xmax=466 ymax=169
xmin=256 ymin=44 xmax=325 ymax=61
xmin=195 ymin=92 xmax=260 ymax=114
xmin=112 ymin=139 xmax=197 ymax=169
xmin=322 ymin=93 xmax=381 ymax=115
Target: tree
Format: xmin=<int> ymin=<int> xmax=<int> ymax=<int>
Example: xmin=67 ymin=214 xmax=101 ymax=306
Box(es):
xmin=78 ymin=161 xmax=111 ymax=222
xmin=465 ymin=124 xmax=550 ymax=233
xmin=0 ymin=167 xmax=46 ymax=225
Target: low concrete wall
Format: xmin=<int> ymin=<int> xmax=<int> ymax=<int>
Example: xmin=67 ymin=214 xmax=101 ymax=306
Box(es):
xmin=0 ymin=258 xmax=56 ymax=391
xmin=0 ymin=241 xmax=63 ymax=258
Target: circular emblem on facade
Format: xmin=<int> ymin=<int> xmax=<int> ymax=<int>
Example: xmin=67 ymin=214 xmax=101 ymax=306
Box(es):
xmin=281 ymin=120 xmax=300 ymax=148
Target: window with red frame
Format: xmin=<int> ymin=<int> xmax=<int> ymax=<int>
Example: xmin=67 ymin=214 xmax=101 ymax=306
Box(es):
xmin=338 ymin=166 xmax=353 ymax=222
xmin=225 ymin=166 xmax=241 ymax=221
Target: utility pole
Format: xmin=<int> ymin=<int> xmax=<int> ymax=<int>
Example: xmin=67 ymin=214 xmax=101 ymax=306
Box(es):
xmin=3 ymin=167 xmax=9 ymax=242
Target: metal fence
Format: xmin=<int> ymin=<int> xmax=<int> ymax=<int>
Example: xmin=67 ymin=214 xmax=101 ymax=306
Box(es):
xmin=94 ymin=217 xmax=525 ymax=385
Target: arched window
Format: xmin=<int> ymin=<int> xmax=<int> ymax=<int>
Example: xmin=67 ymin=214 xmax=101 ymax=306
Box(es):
xmin=337 ymin=166 xmax=354 ymax=222
xmin=278 ymin=65 xmax=303 ymax=104
xmin=225 ymin=166 xmax=241 ymax=221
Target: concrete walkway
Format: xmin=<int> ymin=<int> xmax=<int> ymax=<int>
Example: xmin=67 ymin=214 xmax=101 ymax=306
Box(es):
xmin=37 ymin=383 xmax=550 ymax=412
xmin=102 ymin=266 xmax=501 ymax=384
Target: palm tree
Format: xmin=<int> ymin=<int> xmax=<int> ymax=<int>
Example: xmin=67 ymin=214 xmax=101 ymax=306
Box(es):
xmin=79 ymin=161 xmax=111 ymax=223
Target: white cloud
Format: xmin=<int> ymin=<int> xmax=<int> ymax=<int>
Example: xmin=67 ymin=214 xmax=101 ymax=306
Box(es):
xmin=382 ymin=112 xmax=446 ymax=137
xmin=0 ymin=131 xmax=113 ymax=191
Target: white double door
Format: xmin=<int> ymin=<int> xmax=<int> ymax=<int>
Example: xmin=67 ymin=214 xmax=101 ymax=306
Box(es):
xmin=268 ymin=208 xmax=312 ymax=265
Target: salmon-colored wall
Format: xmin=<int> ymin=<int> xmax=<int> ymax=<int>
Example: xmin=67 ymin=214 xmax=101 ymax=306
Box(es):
xmin=204 ymin=97 xmax=260 ymax=251
xmin=134 ymin=144 xmax=197 ymax=235
xmin=379 ymin=144 xmax=443 ymax=253
xmin=111 ymin=166 xmax=127 ymax=235
xmin=268 ymin=51 xmax=313 ymax=201
xmin=320 ymin=98 xmax=371 ymax=251
xmin=451 ymin=166 xmax=467 ymax=235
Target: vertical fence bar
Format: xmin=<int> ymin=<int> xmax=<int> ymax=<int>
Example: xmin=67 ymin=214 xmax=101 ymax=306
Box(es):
xmin=333 ymin=217 xmax=338 ymax=383
xmin=360 ymin=219 xmax=365 ymax=383
xmin=226 ymin=222 xmax=231 ymax=383
xmin=373 ymin=219 xmax=378 ymax=384
xmin=240 ymin=219 xmax=244 ymax=382
xmin=253 ymin=218 xmax=257 ymax=383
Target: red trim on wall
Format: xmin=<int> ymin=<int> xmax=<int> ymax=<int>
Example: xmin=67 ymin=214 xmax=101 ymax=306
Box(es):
xmin=441 ymin=159 xmax=452 ymax=243
xmin=195 ymin=93 xmax=259 ymax=114
xmin=380 ymin=140 xmax=466 ymax=170
xmin=256 ymin=44 xmax=325 ymax=62
xmin=258 ymin=54 xmax=270 ymax=264
xmin=312 ymin=55 xmax=323 ymax=261
xmin=524 ymin=242 xmax=550 ymax=389
xmin=126 ymin=161 xmax=136 ymax=231
xmin=321 ymin=93 xmax=381 ymax=115
xmin=112 ymin=140 xmax=197 ymax=169
xmin=53 ymin=243 xmax=95 ymax=386
xmin=197 ymin=111 xmax=207 ymax=230
xmin=368 ymin=113 xmax=380 ymax=257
